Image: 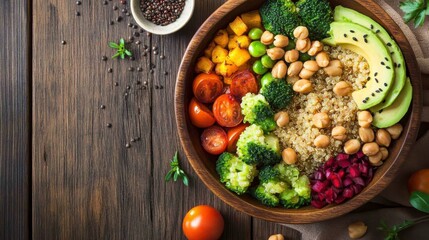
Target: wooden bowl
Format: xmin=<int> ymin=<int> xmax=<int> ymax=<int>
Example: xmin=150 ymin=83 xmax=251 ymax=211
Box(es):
xmin=175 ymin=0 xmax=422 ymax=223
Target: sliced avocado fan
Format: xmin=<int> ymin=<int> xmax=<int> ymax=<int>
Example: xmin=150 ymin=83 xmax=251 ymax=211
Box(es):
xmin=333 ymin=6 xmax=407 ymax=112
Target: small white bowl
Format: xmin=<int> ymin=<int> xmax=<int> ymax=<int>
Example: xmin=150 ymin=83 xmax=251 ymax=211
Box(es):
xmin=130 ymin=0 xmax=195 ymax=35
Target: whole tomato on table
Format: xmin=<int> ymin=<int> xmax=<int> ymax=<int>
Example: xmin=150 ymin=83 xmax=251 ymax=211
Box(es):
xmin=182 ymin=205 xmax=224 ymax=240
xmin=408 ymin=169 xmax=429 ymax=194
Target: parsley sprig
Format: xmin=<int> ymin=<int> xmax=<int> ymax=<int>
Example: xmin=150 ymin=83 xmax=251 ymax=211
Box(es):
xmin=378 ymin=191 xmax=429 ymax=239
xmin=165 ymin=151 xmax=189 ymax=186
xmin=400 ymin=0 xmax=429 ymax=28
xmin=108 ymin=38 xmax=132 ymax=59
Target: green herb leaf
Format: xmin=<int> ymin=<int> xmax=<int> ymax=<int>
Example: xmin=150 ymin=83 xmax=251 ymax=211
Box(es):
xmin=165 ymin=151 xmax=189 ymax=187
xmin=410 ymin=191 xmax=429 ymax=213
xmin=109 ymin=42 xmax=119 ymax=48
xmin=111 ymin=52 xmax=121 ymax=59
xmin=125 ymin=50 xmax=132 ymax=56
xmin=120 ymin=38 xmax=125 ymax=45
xmin=108 ymin=38 xmax=133 ymax=59
xmin=400 ymin=0 xmax=428 ymax=27
xmin=414 ymin=9 xmax=427 ymax=26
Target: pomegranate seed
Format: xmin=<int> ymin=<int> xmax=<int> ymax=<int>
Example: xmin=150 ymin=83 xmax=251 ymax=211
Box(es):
xmin=343 ymin=187 xmax=354 ymax=198
xmin=311 ymin=200 xmax=327 ymax=209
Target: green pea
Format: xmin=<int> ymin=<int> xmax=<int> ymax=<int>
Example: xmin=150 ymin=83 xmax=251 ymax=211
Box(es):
xmin=248 ymin=28 xmax=263 ymax=40
xmin=248 ymin=41 xmax=266 ymax=57
xmin=260 ymin=72 xmax=275 ymax=87
xmin=261 ymin=55 xmax=275 ymax=68
xmin=252 ymin=60 xmax=268 ymax=75
xmin=284 ymin=41 xmax=296 ymax=51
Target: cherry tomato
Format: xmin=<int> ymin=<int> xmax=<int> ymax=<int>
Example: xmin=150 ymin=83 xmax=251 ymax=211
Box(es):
xmin=230 ymin=70 xmax=259 ymax=100
xmin=192 ymin=73 xmax=223 ymax=103
xmin=408 ymin=169 xmax=429 ymax=194
xmin=182 ymin=205 xmax=224 ymax=240
xmin=227 ymin=123 xmax=248 ymax=153
xmin=189 ymin=98 xmax=216 ymax=128
xmin=201 ymin=126 xmax=228 ymax=155
xmin=212 ymin=94 xmax=243 ymax=127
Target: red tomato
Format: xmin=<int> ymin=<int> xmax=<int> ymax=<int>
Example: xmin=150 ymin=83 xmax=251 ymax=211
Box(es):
xmin=227 ymin=123 xmax=248 ymax=153
xmin=408 ymin=169 xmax=429 ymax=194
xmin=230 ymin=70 xmax=259 ymax=100
xmin=192 ymin=73 xmax=223 ymax=103
xmin=189 ymin=98 xmax=216 ymax=128
xmin=212 ymin=94 xmax=243 ymax=127
xmin=201 ymin=126 xmax=228 ymax=155
xmin=182 ymin=205 xmax=224 ymax=240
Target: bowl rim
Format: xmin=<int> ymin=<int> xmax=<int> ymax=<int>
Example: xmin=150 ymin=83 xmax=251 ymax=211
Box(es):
xmin=130 ymin=0 xmax=195 ymax=35
xmin=175 ymin=0 xmax=422 ymax=223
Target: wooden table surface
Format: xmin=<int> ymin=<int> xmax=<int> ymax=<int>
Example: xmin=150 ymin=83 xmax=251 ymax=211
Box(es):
xmin=1 ymin=0 xmax=428 ymax=239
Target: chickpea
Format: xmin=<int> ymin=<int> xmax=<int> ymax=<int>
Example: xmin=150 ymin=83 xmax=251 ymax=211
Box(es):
xmin=357 ymin=111 xmax=373 ymax=128
xmin=272 ymin=60 xmax=288 ymax=79
xmin=313 ymin=112 xmax=331 ymax=129
xmin=282 ymin=148 xmax=297 ymax=165
xmin=284 ymin=50 xmax=299 ymax=63
xmin=369 ymin=151 xmax=383 ymax=165
xmin=293 ymin=79 xmax=313 ymax=94
xmin=299 ymin=68 xmax=316 ymax=79
xmin=293 ymin=26 xmax=309 ymax=40
xmin=274 ymin=111 xmax=289 ymax=127
xmin=314 ymin=135 xmax=330 ymax=148
xmin=267 ymin=47 xmax=285 ymax=61
xmin=332 ymin=126 xmax=347 ymax=141
xmin=261 ymin=31 xmax=274 ymax=45
xmin=296 ymin=38 xmax=311 ymax=53
xmin=333 ymin=81 xmax=353 ymax=96
xmin=380 ymin=147 xmax=389 ymax=160
xmin=303 ymin=60 xmax=320 ymax=72
xmin=268 ymin=234 xmax=284 ymax=240
xmin=287 ymin=61 xmax=303 ymax=77
xmin=316 ymin=51 xmax=330 ymax=68
xmin=376 ymin=129 xmax=392 ymax=147
xmin=362 ymin=142 xmax=380 ymax=156
xmin=273 ymin=35 xmax=289 ymax=48
xmin=307 ymin=41 xmax=324 ymax=56
xmin=359 ymin=127 xmax=375 ymax=143
xmin=348 ymin=221 xmax=368 ymax=239
xmin=386 ymin=124 xmax=403 ymax=140
xmin=344 ymin=139 xmax=361 ymax=154
xmin=324 ymin=60 xmax=343 ymax=76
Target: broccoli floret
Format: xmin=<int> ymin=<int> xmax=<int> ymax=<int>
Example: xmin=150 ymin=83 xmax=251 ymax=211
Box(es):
xmin=216 ymin=152 xmax=259 ymax=195
xmin=260 ymin=0 xmax=302 ymax=38
xmin=236 ymin=125 xmax=282 ymax=166
xmin=241 ymin=93 xmax=276 ymax=132
xmin=296 ymin=0 xmax=333 ymax=40
xmin=253 ymin=163 xmax=311 ymax=208
xmin=260 ymin=73 xmax=294 ymax=111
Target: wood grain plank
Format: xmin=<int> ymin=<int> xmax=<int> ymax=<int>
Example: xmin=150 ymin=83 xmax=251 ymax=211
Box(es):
xmin=32 ymin=1 xmax=153 ymax=238
xmin=0 ymin=1 xmax=30 ymax=239
xmin=149 ymin=0 xmax=252 ymax=239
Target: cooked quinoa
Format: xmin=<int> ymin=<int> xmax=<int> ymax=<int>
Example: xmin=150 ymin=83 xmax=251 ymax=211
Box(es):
xmin=275 ymin=46 xmax=370 ymax=175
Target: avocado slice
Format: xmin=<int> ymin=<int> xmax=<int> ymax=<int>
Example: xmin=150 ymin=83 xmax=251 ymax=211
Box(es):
xmin=333 ymin=6 xmax=407 ymax=112
xmin=372 ymin=78 xmax=412 ymax=128
xmin=323 ymin=21 xmax=394 ymax=109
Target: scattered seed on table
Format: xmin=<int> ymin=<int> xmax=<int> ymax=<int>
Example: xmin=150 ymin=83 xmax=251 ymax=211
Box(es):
xmin=135 ymin=40 xmax=141 ymax=45
xmin=152 ymin=46 xmax=157 ymax=51
xmin=116 ymin=16 xmax=123 ymax=22
xmin=160 ymin=55 xmax=165 ymax=59
xmin=128 ymin=36 xmax=134 ymax=41
xmin=103 ymin=1 xmax=108 ymax=5
xmin=108 ymin=68 xmax=113 ymax=73
xmin=120 ymin=0 xmax=127 ymax=4
xmin=150 ymin=63 xmax=156 ymax=68
xmin=61 ymin=40 xmax=66 ymax=45
xmin=114 ymin=82 xmax=119 ymax=86
xmin=124 ymin=92 xmax=128 ymax=97
xmin=129 ymin=56 xmax=135 ymax=61
xmin=132 ymin=25 xmax=138 ymax=29
xmin=133 ymin=32 xmax=140 ymax=37
xmin=137 ymin=67 xmax=143 ymax=72
xmin=159 ymin=85 xmax=164 ymax=89
xmin=128 ymin=23 xmax=133 ymax=27
xmin=142 ymin=52 xmax=147 ymax=57
xmin=126 ymin=12 xmax=130 ymax=16
xmin=164 ymin=71 xmax=168 ymax=75
xmin=128 ymin=67 xmax=134 ymax=71
xmin=143 ymin=81 xmax=148 ymax=85
xmin=155 ymin=85 xmax=159 ymax=89
xmin=113 ymin=5 xmax=118 ymax=10
xmin=106 ymin=123 xmax=112 ymax=128
xmin=139 ymin=28 xmax=145 ymax=33
xmin=131 ymin=138 xmax=135 ymax=142
xmin=100 ymin=105 xmax=106 ymax=109
xmin=75 ymin=11 xmax=80 ymax=16
xmin=136 ymin=80 xmax=141 ymax=85
xmin=146 ymin=32 xmax=151 ymax=37
xmin=101 ymin=56 xmax=108 ymax=61
xmin=76 ymin=1 xmax=82 ymax=5
xmin=125 ymin=143 xmax=131 ymax=148
xmin=109 ymin=21 xmax=114 ymax=25
xmin=150 ymin=69 xmax=154 ymax=74
xmin=121 ymin=8 xmax=127 ymax=13
xmin=153 ymin=51 xmax=158 ymax=55
xmin=126 ymin=85 xmax=131 ymax=89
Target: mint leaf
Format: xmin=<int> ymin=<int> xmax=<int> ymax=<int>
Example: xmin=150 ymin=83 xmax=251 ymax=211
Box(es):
xmin=410 ymin=191 xmax=429 ymax=213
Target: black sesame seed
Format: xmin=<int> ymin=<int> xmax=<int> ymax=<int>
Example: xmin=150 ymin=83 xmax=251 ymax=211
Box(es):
xmin=386 ymin=66 xmax=391 ymax=69
xmin=379 ymin=88 xmax=383 ymax=92
xmin=379 ymin=109 xmax=383 ymax=114
xmin=372 ymin=93 xmax=375 ymax=97
xmin=394 ymin=63 xmax=397 ymax=68
xmin=344 ymin=33 xmax=348 ymax=38
xmin=363 ymin=34 xmax=368 ymax=38
xmin=384 ymin=83 xmax=388 ymax=87
xmin=382 ymin=100 xmax=386 ymax=103
xmin=387 ymin=42 xmax=392 ymax=47
xmin=398 ymin=63 xmax=401 ymax=68
xmin=352 ymin=37 xmax=358 ymax=42
xmin=370 ymin=24 xmax=374 ymax=29
xmin=376 ymin=90 xmax=380 ymax=93
xmin=350 ymin=30 xmax=355 ymax=33
xmin=365 ymin=97 xmax=369 ymax=101
xmin=381 ymin=61 xmax=385 ymax=65
xmin=385 ymin=57 xmax=389 ymax=61
xmin=367 ymin=77 xmax=370 ymax=81
xmin=374 ymin=72 xmax=378 ymax=77
xmin=376 ymin=29 xmax=381 ymax=33
xmin=363 ymin=100 xmax=367 ymax=103
xmin=375 ymin=78 xmax=379 ymax=83
xmin=364 ymin=39 xmax=368 ymax=43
